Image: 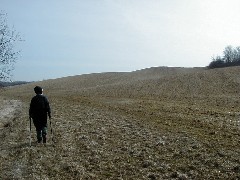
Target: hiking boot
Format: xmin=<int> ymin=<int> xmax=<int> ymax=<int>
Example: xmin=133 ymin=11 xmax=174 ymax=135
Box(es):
xmin=37 ymin=139 xmax=42 ymax=143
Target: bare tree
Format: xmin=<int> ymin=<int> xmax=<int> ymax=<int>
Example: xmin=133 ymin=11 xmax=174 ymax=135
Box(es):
xmin=233 ymin=46 xmax=240 ymax=61
xmin=223 ymin=45 xmax=234 ymax=63
xmin=0 ymin=12 xmax=21 ymax=81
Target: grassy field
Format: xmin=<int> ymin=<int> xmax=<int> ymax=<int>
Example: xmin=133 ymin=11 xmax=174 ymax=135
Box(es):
xmin=0 ymin=66 xmax=240 ymax=179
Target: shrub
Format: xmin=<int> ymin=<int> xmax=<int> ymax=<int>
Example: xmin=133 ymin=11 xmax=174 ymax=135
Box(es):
xmin=208 ymin=46 xmax=240 ymax=69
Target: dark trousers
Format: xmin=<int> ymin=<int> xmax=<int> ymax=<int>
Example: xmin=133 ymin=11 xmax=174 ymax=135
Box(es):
xmin=32 ymin=115 xmax=48 ymax=142
xmin=35 ymin=126 xmax=47 ymax=142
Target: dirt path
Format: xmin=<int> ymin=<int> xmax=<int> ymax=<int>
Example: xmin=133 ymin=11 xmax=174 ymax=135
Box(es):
xmin=0 ymin=97 xmax=239 ymax=179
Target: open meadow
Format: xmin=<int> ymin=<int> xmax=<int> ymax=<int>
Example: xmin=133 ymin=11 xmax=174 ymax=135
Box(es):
xmin=0 ymin=66 xmax=240 ymax=179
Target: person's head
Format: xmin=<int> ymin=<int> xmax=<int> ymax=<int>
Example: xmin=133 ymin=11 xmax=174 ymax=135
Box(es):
xmin=34 ymin=86 xmax=43 ymax=94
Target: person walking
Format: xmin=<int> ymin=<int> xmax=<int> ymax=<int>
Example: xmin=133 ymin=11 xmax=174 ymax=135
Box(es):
xmin=29 ymin=86 xmax=51 ymax=144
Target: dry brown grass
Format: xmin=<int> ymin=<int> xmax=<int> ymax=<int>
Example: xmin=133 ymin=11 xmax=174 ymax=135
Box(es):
xmin=0 ymin=66 xmax=240 ymax=179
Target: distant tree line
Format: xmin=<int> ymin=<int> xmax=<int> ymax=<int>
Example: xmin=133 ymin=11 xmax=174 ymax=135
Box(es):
xmin=0 ymin=81 xmax=29 ymax=87
xmin=208 ymin=46 xmax=240 ymax=69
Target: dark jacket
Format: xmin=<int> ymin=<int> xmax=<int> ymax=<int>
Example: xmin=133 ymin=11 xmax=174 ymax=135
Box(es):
xmin=29 ymin=94 xmax=51 ymax=127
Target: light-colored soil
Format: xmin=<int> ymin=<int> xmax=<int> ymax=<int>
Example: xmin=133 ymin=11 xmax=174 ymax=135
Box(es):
xmin=0 ymin=66 xmax=240 ymax=179
xmin=0 ymin=98 xmax=22 ymax=128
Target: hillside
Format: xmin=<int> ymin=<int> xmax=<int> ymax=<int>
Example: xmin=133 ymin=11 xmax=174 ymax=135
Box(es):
xmin=3 ymin=66 xmax=205 ymax=97
xmin=0 ymin=66 xmax=240 ymax=179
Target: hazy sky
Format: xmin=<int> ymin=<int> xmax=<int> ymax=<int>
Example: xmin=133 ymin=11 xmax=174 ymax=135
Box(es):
xmin=2 ymin=0 xmax=240 ymax=81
